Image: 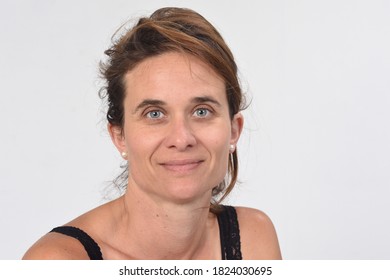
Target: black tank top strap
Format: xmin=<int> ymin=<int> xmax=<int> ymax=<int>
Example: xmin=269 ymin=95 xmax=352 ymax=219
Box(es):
xmin=50 ymin=226 xmax=103 ymax=260
xmin=217 ymin=205 xmax=242 ymax=260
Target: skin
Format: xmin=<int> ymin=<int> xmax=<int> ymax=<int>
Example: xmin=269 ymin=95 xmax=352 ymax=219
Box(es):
xmin=23 ymin=52 xmax=282 ymax=260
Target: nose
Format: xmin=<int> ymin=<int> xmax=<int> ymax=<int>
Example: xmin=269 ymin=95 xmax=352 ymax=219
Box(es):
xmin=164 ymin=116 xmax=197 ymax=151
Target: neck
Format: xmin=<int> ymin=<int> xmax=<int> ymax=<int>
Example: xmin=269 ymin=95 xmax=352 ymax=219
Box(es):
xmin=113 ymin=181 xmax=218 ymax=259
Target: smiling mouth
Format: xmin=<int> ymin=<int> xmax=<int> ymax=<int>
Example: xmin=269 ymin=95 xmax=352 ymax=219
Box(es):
xmin=160 ymin=160 xmax=204 ymax=172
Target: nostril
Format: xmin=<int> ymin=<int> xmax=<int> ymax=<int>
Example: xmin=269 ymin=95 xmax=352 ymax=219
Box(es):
xmin=165 ymin=121 xmax=197 ymax=150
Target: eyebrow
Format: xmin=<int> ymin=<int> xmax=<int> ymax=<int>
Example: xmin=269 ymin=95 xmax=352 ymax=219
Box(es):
xmin=133 ymin=99 xmax=167 ymax=114
xmin=191 ymin=96 xmax=222 ymax=107
xmin=132 ymin=95 xmax=222 ymax=114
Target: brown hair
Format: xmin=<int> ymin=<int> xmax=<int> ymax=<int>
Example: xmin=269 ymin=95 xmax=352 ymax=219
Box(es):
xmin=99 ymin=7 xmax=246 ymax=212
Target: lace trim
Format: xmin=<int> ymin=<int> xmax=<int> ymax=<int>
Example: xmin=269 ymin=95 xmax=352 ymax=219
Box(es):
xmin=217 ymin=205 xmax=242 ymax=260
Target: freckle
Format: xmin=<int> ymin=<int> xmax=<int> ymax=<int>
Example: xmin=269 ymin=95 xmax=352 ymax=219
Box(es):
xmin=156 ymin=214 xmax=160 ymax=217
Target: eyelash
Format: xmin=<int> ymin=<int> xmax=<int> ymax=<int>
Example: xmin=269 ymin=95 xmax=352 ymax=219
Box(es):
xmin=146 ymin=110 xmax=164 ymax=119
xmin=143 ymin=106 xmax=213 ymax=120
xmin=193 ymin=107 xmax=211 ymax=118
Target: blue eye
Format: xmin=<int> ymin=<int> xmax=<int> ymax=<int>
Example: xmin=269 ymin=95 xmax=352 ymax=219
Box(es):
xmin=194 ymin=108 xmax=209 ymax=117
xmin=146 ymin=110 xmax=163 ymax=119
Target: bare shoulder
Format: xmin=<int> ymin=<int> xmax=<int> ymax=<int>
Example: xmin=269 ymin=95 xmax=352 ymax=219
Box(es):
xmin=22 ymin=231 xmax=90 ymax=260
xmin=235 ymin=206 xmax=282 ymax=260
xmin=22 ymin=198 xmax=120 ymax=260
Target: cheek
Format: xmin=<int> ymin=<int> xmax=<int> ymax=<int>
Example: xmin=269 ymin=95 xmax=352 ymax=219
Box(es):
xmin=201 ymin=126 xmax=231 ymax=161
xmin=124 ymin=128 xmax=160 ymax=163
xmin=125 ymin=132 xmax=161 ymax=183
xmin=204 ymin=122 xmax=231 ymax=147
xmin=211 ymin=140 xmax=231 ymax=186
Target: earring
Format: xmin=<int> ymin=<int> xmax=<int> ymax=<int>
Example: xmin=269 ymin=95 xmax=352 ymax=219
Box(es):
xmin=121 ymin=151 xmax=128 ymax=159
xmin=229 ymin=144 xmax=235 ymax=153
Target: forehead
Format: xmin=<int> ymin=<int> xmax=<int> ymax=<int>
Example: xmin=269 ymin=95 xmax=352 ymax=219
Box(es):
xmin=123 ymin=52 xmax=226 ymax=105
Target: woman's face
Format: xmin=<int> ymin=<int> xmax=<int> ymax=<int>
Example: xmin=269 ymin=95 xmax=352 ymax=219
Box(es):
xmin=110 ymin=52 xmax=243 ymax=204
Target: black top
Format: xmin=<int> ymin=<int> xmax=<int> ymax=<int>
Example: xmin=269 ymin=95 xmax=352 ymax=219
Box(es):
xmin=50 ymin=205 xmax=242 ymax=260
xmin=217 ymin=205 xmax=242 ymax=260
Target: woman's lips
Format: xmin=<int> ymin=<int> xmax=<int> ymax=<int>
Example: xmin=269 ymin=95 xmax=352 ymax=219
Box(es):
xmin=160 ymin=159 xmax=204 ymax=172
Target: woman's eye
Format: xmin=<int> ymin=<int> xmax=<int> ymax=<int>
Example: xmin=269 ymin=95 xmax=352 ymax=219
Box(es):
xmin=146 ymin=110 xmax=164 ymax=119
xmin=194 ymin=108 xmax=210 ymax=117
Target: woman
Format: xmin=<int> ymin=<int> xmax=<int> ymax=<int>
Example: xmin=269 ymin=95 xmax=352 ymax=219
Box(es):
xmin=23 ymin=7 xmax=281 ymax=260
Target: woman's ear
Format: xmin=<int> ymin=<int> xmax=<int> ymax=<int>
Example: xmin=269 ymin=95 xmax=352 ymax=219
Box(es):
xmin=108 ymin=124 xmax=126 ymax=153
xmin=230 ymin=112 xmax=244 ymax=145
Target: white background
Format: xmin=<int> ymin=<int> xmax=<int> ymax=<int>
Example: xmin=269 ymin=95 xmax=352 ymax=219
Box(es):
xmin=1 ymin=0 xmax=389 ymax=259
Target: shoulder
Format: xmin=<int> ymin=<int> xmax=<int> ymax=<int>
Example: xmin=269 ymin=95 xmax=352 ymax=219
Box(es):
xmin=235 ymin=206 xmax=282 ymax=260
xmin=22 ymin=231 xmax=90 ymax=260
xmin=22 ymin=198 xmax=122 ymax=260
